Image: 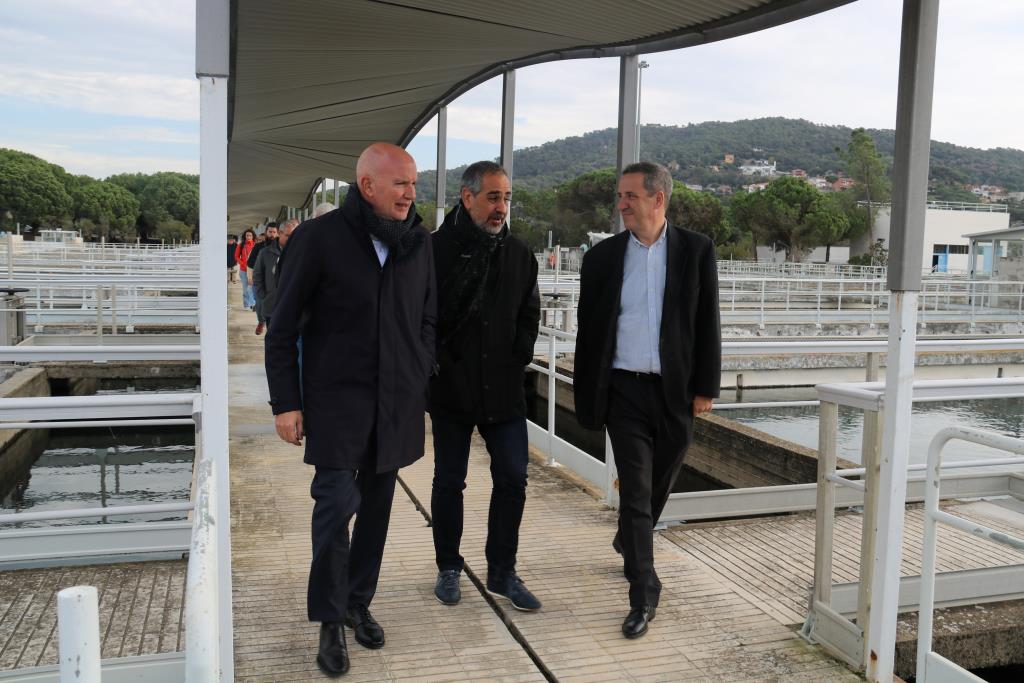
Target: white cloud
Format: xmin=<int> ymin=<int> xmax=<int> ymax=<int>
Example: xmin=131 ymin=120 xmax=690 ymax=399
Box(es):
xmin=0 ymin=67 xmax=197 ymax=121
xmin=46 ymin=126 xmax=198 ymax=146
xmin=0 ymin=140 xmax=198 ymax=178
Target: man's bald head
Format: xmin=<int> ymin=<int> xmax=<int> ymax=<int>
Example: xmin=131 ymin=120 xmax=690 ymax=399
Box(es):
xmin=356 ymin=143 xmax=418 ymax=221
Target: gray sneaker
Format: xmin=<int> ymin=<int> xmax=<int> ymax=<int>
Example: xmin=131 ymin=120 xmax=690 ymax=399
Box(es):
xmin=434 ymin=569 xmax=461 ymax=605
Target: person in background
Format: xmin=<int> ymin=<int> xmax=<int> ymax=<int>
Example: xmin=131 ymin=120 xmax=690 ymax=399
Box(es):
xmin=264 ymin=142 xmax=435 ymax=677
xmin=253 ymin=220 xmax=295 ymax=332
xmin=235 ymin=229 xmax=257 ymax=310
xmin=227 ymin=235 xmax=238 ymax=283
xmin=250 ymin=222 xmax=279 ymax=334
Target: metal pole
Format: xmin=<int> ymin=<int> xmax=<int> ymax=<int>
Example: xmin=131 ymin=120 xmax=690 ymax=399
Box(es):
xmin=635 ymin=60 xmax=648 ymax=155
xmin=196 ymin=0 xmax=233 ymax=673
xmin=614 ymin=55 xmax=639 ymax=233
xmin=546 ymin=333 xmax=556 ymax=465
xmin=436 ymin=106 xmax=447 ymax=228
xmin=95 ymin=285 xmax=103 ymax=339
xmin=334 ymin=178 xmax=340 ymax=207
xmin=6 ymin=234 xmax=13 ymax=279
xmin=500 ymin=70 xmax=516 ymax=179
xmin=867 ymin=2 xmax=940 ymax=680
xmin=110 ymin=285 xmax=118 ymax=335
xmin=57 ymin=586 xmax=101 ymax=683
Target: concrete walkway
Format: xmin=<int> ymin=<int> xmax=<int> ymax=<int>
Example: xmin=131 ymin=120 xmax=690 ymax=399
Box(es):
xmin=226 ymin=279 xmax=860 ymax=682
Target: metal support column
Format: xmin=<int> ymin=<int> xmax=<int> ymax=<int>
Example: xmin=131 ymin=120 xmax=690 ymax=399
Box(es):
xmin=334 ymin=178 xmax=340 ymax=207
xmin=436 ymin=106 xmax=447 ymax=228
xmin=196 ymin=0 xmax=233 ymax=678
xmin=615 ymin=55 xmax=640 ymax=232
xmin=866 ymin=1 xmax=940 ymax=680
xmin=500 ymin=70 xmax=516 ymax=179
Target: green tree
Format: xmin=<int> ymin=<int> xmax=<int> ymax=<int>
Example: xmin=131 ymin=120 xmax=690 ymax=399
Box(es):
xmin=137 ymin=172 xmax=199 ymax=238
xmin=666 ymin=183 xmax=730 ymax=244
xmin=554 ymin=168 xmax=618 ymax=247
xmin=730 ymin=177 xmax=831 ymax=261
xmin=837 ymin=128 xmax=890 ymax=247
xmin=806 ymin=194 xmax=851 ymax=262
xmin=0 ymin=149 xmax=74 ymax=227
xmin=68 ymin=178 xmax=140 ymax=239
xmin=152 ymin=219 xmax=194 ymax=243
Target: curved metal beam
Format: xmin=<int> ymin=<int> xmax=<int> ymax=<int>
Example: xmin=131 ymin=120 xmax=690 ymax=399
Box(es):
xmin=397 ymin=0 xmax=855 ymax=147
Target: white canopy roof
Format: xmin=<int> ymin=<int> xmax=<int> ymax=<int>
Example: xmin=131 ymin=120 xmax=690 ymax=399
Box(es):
xmin=227 ymin=0 xmax=855 ymax=228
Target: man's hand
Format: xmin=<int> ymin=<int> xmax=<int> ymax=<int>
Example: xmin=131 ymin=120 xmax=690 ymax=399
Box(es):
xmin=275 ymin=410 xmax=304 ymax=446
xmin=693 ymin=395 xmax=714 ymax=417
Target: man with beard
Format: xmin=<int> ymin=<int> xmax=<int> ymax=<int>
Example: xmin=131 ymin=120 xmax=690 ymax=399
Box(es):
xmin=429 ymin=161 xmax=541 ymax=612
xmin=265 ymin=142 xmax=436 ymax=677
xmin=252 ymin=218 xmax=296 ymax=331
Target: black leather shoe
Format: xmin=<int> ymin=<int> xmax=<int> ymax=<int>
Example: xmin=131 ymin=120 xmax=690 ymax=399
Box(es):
xmin=622 ymin=605 xmax=656 ymax=639
xmin=612 ymin=532 xmax=623 ymax=555
xmin=345 ymin=604 xmax=385 ymax=649
xmin=317 ymin=622 xmax=350 ymax=677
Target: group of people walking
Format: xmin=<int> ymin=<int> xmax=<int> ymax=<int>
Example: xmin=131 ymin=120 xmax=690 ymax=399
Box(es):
xmin=228 ymin=220 xmax=299 ymax=334
xmin=262 ymin=142 xmax=721 ymax=677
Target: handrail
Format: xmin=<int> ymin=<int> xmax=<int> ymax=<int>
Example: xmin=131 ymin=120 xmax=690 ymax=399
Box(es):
xmin=916 ymin=427 xmax=1024 ymax=682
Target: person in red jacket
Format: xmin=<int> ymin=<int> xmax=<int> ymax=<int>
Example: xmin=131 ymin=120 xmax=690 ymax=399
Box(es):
xmin=235 ymin=229 xmax=256 ymax=310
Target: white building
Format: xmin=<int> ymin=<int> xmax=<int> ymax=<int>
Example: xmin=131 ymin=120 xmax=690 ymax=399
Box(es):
xmin=739 ymin=160 xmax=777 ymax=176
xmin=854 ymin=201 xmax=1010 ymax=273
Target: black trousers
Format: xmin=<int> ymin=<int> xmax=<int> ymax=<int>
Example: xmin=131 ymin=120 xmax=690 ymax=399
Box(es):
xmin=606 ymin=370 xmax=690 ymax=608
xmin=430 ymin=415 xmax=529 ymax=577
xmin=307 ymin=465 xmax=397 ymax=623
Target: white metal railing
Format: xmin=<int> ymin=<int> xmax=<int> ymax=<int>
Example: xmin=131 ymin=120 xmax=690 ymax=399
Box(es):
xmin=0 ymin=392 xmax=221 ymax=681
xmin=915 ymin=427 xmax=1024 ymax=683
xmin=528 ymin=332 xmax=1024 ymax=509
xmin=803 ymin=378 xmax=1024 ymax=673
xmin=533 ymin=274 xmax=1024 ymax=332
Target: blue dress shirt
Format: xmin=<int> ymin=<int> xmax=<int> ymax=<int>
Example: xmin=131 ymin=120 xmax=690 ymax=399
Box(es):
xmin=371 ymin=237 xmax=389 ymax=267
xmin=612 ymin=224 xmax=667 ymax=374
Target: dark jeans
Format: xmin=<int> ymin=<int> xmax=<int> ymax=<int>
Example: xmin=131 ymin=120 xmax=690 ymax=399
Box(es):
xmin=430 ymin=415 xmax=529 ymax=577
xmin=307 ymin=466 xmax=397 ymax=622
xmin=606 ymin=370 xmax=690 ymax=608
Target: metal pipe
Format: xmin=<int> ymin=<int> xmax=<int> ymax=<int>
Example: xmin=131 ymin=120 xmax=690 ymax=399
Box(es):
xmin=0 ymin=501 xmax=193 ymax=524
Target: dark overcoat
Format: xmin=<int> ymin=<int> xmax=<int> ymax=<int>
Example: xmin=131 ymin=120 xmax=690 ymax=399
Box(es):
xmin=573 ymin=223 xmax=721 ymax=440
xmin=264 ymin=190 xmax=436 ymax=472
xmin=427 ymin=207 xmax=540 ymax=424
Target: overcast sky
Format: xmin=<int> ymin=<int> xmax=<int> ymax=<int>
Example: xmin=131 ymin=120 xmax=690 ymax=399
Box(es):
xmin=1 ymin=0 xmax=1020 ymax=178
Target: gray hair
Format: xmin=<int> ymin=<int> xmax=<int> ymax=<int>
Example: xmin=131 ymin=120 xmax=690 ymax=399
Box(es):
xmin=312 ymin=202 xmax=336 ymax=217
xmin=460 ymin=161 xmax=507 ymax=195
xmin=622 ymin=161 xmax=673 ymax=201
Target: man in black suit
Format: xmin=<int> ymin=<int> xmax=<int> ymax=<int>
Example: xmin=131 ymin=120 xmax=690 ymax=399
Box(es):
xmin=265 ymin=142 xmax=436 ymax=676
xmin=573 ymin=161 xmax=721 ymax=639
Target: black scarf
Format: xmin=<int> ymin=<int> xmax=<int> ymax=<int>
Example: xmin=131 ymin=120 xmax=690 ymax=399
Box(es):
xmin=437 ymin=204 xmax=508 ymax=350
xmin=356 ymin=191 xmax=422 ymax=261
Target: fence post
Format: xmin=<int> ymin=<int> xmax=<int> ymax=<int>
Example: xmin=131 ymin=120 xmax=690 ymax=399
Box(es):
xmin=857 ymin=407 xmax=883 ymax=657
xmin=812 ymin=400 xmax=838 ymax=606
xmin=95 ymin=285 xmax=103 ymax=339
xmin=546 ymin=332 xmax=556 ymax=466
xmin=110 ymin=285 xmax=118 ymax=335
xmin=57 ymin=586 xmax=101 ymax=683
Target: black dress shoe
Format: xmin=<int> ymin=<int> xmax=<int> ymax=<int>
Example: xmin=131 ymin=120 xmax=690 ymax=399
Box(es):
xmin=622 ymin=605 xmax=656 ymax=639
xmin=345 ymin=604 xmax=385 ymax=649
xmin=317 ymin=622 xmax=350 ymax=677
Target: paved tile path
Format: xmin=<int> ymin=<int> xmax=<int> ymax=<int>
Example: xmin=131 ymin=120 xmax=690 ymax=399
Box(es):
xmin=2 ymin=282 xmax=1020 ymax=680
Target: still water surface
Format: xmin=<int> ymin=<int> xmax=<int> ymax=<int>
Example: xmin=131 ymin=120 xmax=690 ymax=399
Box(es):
xmin=720 ymin=387 xmax=1024 ymax=466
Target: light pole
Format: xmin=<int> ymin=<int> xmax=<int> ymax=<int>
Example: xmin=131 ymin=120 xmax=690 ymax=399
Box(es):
xmin=635 ymin=60 xmax=649 ymax=158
